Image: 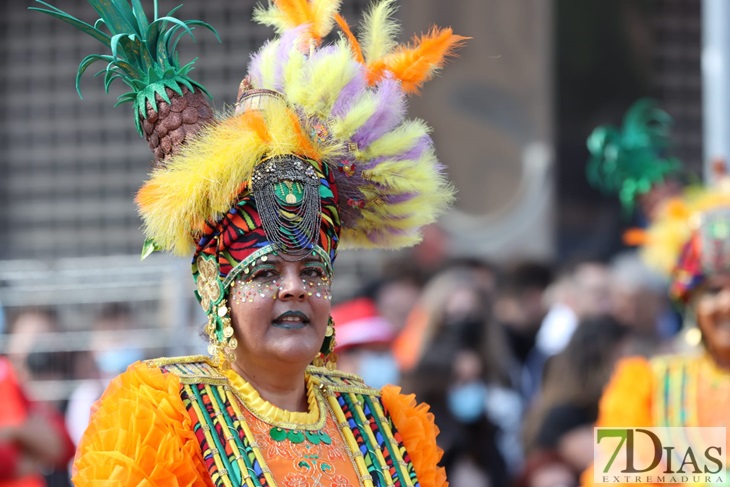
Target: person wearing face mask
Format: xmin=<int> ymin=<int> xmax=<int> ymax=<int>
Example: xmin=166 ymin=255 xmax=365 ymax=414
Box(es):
xmin=65 ymin=304 xmax=145 ymax=448
xmin=330 ymin=297 xmax=399 ymax=389
xmin=408 ymin=335 xmax=510 ymax=487
xmin=582 ymin=180 xmax=730 ymax=486
xmin=34 ymin=0 xmax=467 ymax=485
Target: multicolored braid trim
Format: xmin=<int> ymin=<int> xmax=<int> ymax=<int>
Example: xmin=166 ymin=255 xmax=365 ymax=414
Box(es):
xmin=652 ymin=355 xmax=693 ymax=428
xmin=649 ymin=355 xmax=730 ymax=482
xmin=152 ymin=356 xmax=420 ymax=487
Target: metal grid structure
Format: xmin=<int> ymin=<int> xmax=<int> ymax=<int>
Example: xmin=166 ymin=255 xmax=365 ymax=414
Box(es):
xmin=0 ymin=0 xmax=374 ymax=403
xmin=650 ymin=0 xmax=703 ymax=175
xmin=0 ymin=0 xmax=372 ymax=262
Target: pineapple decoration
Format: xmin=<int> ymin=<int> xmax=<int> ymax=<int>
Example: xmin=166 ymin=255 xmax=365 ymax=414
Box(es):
xmin=30 ymin=0 xmax=220 ymax=167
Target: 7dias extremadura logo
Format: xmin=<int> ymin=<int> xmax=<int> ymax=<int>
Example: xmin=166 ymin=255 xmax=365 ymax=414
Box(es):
xmin=594 ymin=427 xmax=727 ymax=484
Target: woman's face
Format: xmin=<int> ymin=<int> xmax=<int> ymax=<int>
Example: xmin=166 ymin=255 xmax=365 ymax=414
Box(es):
xmin=695 ymin=273 xmax=730 ymax=365
xmin=228 ymin=252 xmax=332 ymax=369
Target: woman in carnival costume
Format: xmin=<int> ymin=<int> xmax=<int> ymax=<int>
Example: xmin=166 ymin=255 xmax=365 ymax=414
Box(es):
xmin=32 ymin=0 xmax=466 ymax=485
xmin=581 ymin=174 xmax=730 ymax=486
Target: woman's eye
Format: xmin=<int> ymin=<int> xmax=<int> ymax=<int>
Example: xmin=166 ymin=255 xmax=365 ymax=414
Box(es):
xmin=706 ymin=286 xmax=724 ymax=296
xmin=302 ymin=267 xmax=325 ymax=279
xmin=252 ymin=268 xmax=278 ymax=280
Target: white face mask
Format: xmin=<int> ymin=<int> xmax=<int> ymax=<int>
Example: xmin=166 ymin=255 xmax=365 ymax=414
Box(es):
xmin=358 ymin=351 xmax=400 ymax=389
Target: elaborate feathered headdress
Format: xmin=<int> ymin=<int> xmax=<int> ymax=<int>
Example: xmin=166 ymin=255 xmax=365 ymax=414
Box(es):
xmin=35 ymin=0 xmax=465 ymax=364
xmin=626 ymin=173 xmax=730 ymax=304
xmin=135 ymin=0 xmax=464 ymax=258
xmin=586 ymin=99 xmax=683 ymax=213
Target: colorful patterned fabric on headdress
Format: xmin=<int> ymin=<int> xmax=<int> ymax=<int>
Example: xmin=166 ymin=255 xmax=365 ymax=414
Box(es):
xmin=192 ymin=155 xmax=341 ymax=283
xmin=586 ymin=98 xmax=683 ymax=213
xmin=626 ymin=182 xmax=730 ymax=303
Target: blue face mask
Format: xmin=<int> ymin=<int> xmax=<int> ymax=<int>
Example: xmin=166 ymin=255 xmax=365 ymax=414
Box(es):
xmin=96 ymin=347 xmax=144 ymax=376
xmin=447 ymin=381 xmax=487 ymax=423
xmin=358 ymin=352 xmax=400 ymax=389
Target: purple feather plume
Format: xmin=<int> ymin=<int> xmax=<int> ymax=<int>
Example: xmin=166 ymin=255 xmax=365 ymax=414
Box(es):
xmin=272 ymin=25 xmax=308 ymax=91
xmin=351 ymin=76 xmax=406 ymax=149
xmin=358 ymin=136 xmax=432 ymax=171
xmin=331 ymin=70 xmax=367 ymax=117
xmin=247 ymin=42 xmax=269 ymax=88
xmin=248 ymin=25 xmax=308 ymax=90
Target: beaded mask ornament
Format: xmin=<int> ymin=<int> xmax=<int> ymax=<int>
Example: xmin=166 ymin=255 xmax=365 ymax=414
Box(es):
xmin=37 ymin=0 xmax=465 ymax=367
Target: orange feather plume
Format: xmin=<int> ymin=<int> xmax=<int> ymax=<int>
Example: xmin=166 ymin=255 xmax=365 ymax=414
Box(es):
xmin=256 ymin=0 xmax=342 ymax=45
xmin=334 ymin=13 xmax=365 ymax=64
xmin=623 ymin=228 xmax=648 ymax=246
xmin=288 ymin=110 xmax=320 ymax=161
xmin=369 ymin=27 xmax=468 ymax=94
xmin=275 ymin=0 xmax=318 ymax=43
xmin=244 ymin=110 xmax=271 ymax=144
xmin=274 ymin=0 xmax=313 ymax=28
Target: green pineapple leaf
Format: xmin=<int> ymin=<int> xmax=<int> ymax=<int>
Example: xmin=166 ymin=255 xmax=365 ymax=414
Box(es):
xmin=30 ymin=0 xmax=220 ymax=136
xmin=30 ymin=2 xmax=112 ymax=44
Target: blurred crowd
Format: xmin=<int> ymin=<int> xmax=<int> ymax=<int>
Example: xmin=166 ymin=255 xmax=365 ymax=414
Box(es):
xmin=0 ymin=303 xmax=151 ymax=487
xmin=338 ymin=246 xmax=676 ymax=487
xmin=0 ymin=232 xmax=683 ymax=487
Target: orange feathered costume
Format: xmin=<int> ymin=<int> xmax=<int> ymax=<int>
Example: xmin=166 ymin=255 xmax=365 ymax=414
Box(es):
xmin=73 ymin=359 xmax=447 ymax=487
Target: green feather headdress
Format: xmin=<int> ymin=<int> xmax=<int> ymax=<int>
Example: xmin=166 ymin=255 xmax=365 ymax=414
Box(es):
xmin=586 ymin=98 xmax=683 ymax=213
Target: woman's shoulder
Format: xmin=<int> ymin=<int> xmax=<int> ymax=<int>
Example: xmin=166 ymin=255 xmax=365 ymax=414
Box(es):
xmin=604 ymin=356 xmax=656 ymax=397
xmin=97 ymin=355 xmax=224 ymax=400
xmin=144 ymin=355 xmax=226 ymax=382
xmin=306 ymin=365 xmax=381 ymax=395
xmin=648 ymin=352 xmax=703 ymax=372
xmin=597 ymin=356 xmax=655 ymax=429
xmin=74 ymin=356 xmax=210 ymax=486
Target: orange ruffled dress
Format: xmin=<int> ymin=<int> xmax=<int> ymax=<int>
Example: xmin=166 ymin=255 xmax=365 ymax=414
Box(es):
xmin=73 ymin=357 xmax=447 ymax=487
xmin=582 ymin=355 xmax=730 ymax=487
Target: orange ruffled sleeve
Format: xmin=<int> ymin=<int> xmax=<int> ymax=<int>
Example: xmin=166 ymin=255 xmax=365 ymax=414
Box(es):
xmin=380 ymin=385 xmax=448 ymax=487
xmin=72 ymin=361 xmax=212 ymax=487
xmin=581 ymin=356 xmax=654 ymax=487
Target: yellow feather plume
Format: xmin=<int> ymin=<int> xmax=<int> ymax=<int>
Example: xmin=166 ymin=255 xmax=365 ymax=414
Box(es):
xmin=329 ymin=91 xmax=379 ymax=139
xmin=136 ymin=101 xmax=329 ymax=256
xmin=640 ymin=185 xmax=730 ymax=275
xmin=360 ymin=119 xmax=431 ymax=159
xmin=253 ymin=40 xmax=281 ymax=88
xmin=291 ymin=41 xmax=359 ymax=116
xmin=253 ymin=0 xmax=342 ymax=44
xmin=339 ymin=146 xmax=454 ymax=249
xmin=360 ymin=0 xmax=400 ymax=64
